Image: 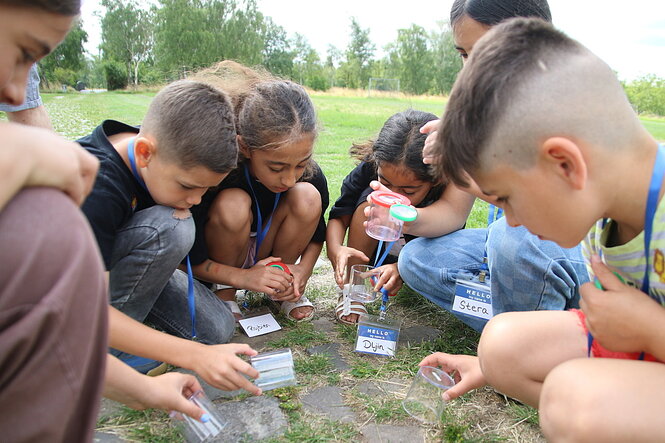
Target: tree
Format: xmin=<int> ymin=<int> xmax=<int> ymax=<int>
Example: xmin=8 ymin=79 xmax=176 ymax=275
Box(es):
xmin=100 ymin=0 xmax=153 ymax=86
xmin=428 ymin=21 xmax=462 ymax=95
xmin=387 ymin=25 xmax=433 ymax=95
xmin=343 ymin=18 xmax=375 ymax=89
xmin=40 ymin=19 xmax=88 ymax=86
xmin=262 ymin=17 xmax=293 ymax=78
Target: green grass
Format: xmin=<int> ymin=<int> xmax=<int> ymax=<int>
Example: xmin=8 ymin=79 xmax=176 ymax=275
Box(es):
xmin=266 ymin=321 xmax=329 ymax=348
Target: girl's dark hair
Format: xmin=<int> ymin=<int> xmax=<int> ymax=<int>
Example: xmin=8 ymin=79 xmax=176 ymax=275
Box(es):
xmin=450 ymin=0 xmax=552 ymax=27
xmin=1 ymin=0 xmax=81 ymax=15
xmin=193 ymin=60 xmax=317 ymax=177
xmin=350 ymin=109 xmax=439 ymax=183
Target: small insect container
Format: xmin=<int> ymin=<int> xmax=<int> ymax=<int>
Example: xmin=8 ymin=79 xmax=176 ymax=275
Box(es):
xmin=365 ymin=191 xmax=416 ymax=241
xmin=170 ymin=390 xmax=226 ymax=443
xmin=250 ymin=348 xmax=297 ymax=391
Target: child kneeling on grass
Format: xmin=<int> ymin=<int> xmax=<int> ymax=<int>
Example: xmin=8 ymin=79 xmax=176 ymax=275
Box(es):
xmin=79 ymin=79 xmax=261 ymax=393
xmin=188 ymin=61 xmax=329 ymax=322
xmin=326 ymin=109 xmax=473 ymax=324
xmin=421 ymin=17 xmax=665 ymax=441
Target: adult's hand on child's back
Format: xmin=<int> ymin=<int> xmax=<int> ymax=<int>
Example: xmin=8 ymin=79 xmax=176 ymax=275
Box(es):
xmin=420 ymin=119 xmax=441 ymax=165
xmin=580 ymin=255 xmax=659 ymax=353
xmin=238 ymin=256 xmax=293 ymax=297
xmin=192 ymin=343 xmax=262 ymax=396
xmin=419 ymin=353 xmax=486 ymax=401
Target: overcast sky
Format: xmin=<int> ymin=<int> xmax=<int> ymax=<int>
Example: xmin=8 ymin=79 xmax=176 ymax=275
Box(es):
xmin=80 ymin=0 xmax=665 ymax=81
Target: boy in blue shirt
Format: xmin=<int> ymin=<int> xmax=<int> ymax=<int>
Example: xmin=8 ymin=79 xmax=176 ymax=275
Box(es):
xmin=80 ymin=80 xmax=261 ymax=394
xmin=420 ymin=18 xmax=665 ymax=441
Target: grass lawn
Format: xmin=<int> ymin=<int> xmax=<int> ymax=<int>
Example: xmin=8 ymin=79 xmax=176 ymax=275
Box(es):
xmin=11 ymin=91 xmax=665 ymax=442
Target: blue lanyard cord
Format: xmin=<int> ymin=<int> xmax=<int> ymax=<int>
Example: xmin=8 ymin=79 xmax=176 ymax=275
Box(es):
xmin=127 ymin=137 xmax=147 ymax=191
xmin=244 ymin=165 xmax=281 ymax=265
xmin=588 ymin=144 xmax=665 ymax=360
xmin=128 ymin=137 xmax=197 ymax=339
xmin=487 ymin=204 xmax=503 ymax=226
xmin=373 ymin=240 xmax=396 ymax=319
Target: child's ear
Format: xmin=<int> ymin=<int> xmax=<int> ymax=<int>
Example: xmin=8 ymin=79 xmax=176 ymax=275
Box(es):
xmin=134 ymin=136 xmax=155 ymax=168
xmin=540 ymin=137 xmax=587 ymax=190
xmin=237 ymin=135 xmax=251 ymax=158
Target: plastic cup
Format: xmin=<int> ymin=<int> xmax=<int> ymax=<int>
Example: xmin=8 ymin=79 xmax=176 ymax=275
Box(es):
xmin=170 ymin=390 xmax=225 ymax=442
xmin=402 ymin=366 xmax=455 ymax=423
xmin=348 ymin=264 xmax=381 ymax=302
xmin=250 ymin=348 xmax=297 ymax=391
xmin=365 ymin=191 xmax=411 ymax=241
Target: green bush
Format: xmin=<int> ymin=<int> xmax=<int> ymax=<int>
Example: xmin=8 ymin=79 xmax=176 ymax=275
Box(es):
xmin=103 ymin=61 xmax=128 ymax=91
xmin=625 ymin=75 xmax=665 ymax=116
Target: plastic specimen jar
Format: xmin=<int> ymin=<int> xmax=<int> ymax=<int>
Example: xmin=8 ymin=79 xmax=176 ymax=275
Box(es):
xmin=402 ymin=366 xmax=455 ymax=423
xmin=348 ymin=264 xmax=381 ymax=302
xmin=170 ymin=390 xmax=226 ymax=442
xmin=365 ymin=191 xmax=414 ymax=241
xmin=250 ymin=348 xmax=297 ymax=391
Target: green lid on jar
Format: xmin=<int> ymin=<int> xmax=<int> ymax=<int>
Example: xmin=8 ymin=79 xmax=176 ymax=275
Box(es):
xmin=389 ymin=204 xmax=418 ymax=222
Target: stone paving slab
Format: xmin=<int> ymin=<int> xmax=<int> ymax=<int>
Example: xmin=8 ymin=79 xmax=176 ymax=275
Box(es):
xmin=307 ymin=343 xmax=351 ymax=371
xmin=356 ymin=378 xmax=409 ymax=397
xmin=360 ymin=423 xmax=425 ymax=443
xmin=398 ymin=325 xmax=442 ymax=346
xmin=301 ymin=386 xmax=357 ymax=423
xmin=93 ymin=431 xmax=126 ymax=442
xmin=210 ymin=396 xmax=287 ymax=442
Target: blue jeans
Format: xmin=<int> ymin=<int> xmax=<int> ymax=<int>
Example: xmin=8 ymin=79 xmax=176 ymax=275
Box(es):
xmin=398 ymin=218 xmax=589 ymax=331
xmin=109 ymin=206 xmax=235 ymax=356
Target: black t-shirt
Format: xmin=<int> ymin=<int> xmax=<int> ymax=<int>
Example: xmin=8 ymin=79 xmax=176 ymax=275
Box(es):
xmin=189 ymin=161 xmax=329 ymax=266
xmin=329 ymin=161 xmax=444 ymax=220
xmin=79 ymin=120 xmax=154 ymax=269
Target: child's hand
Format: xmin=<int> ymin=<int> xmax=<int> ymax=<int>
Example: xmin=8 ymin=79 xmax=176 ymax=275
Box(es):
xmin=418 ymin=352 xmax=485 ymax=401
xmin=580 ymin=254 xmax=660 ymax=353
xmin=238 ymin=257 xmax=293 ymax=297
xmin=191 ymin=343 xmax=262 ymax=396
xmin=282 ymin=262 xmax=311 ymax=299
xmin=372 ymin=263 xmax=403 ymax=294
xmin=130 ymin=372 xmax=205 ymax=420
xmin=331 ymin=245 xmax=370 ymax=288
xmin=420 ymin=119 xmax=441 ymax=165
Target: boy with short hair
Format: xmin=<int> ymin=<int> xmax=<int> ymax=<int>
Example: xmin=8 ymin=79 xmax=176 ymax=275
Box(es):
xmin=80 ymin=80 xmax=261 ymax=393
xmin=421 ymin=18 xmax=665 ymax=441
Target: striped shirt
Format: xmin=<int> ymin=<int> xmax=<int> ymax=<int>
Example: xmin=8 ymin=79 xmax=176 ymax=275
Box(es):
xmin=583 ymin=198 xmax=665 ymax=305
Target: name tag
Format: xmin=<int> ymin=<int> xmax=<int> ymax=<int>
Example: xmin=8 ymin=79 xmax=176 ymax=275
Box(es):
xmin=453 ymin=279 xmax=493 ymax=320
xmin=355 ymin=324 xmax=398 ymax=357
xmin=239 ymin=313 xmax=281 ymax=337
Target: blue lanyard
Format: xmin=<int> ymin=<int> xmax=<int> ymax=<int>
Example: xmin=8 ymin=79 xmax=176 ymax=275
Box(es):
xmin=128 ymin=137 xmax=197 ymax=339
xmin=373 ymin=240 xmax=395 ymax=318
xmin=588 ymin=143 xmax=665 ymax=358
xmin=244 ymin=164 xmax=281 ymax=264
xmin=487 ymin=204 xmax=503 ymax=226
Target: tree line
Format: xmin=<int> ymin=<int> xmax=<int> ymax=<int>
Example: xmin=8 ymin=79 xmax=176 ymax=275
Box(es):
xmin=39 ymin=0 xmax=665 ymax=116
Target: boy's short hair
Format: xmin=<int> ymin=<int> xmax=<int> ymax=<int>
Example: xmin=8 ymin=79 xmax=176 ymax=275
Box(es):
xmin=140 ymin=80 xmax=238 ymax=174
xmin=1 ymin=0 xmax=81 ymax=15
xmin=437 ymin=18 xmax=640 ymax=186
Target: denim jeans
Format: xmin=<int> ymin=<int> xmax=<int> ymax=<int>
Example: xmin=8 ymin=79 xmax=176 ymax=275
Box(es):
xmin=108 ymin=206 xmax=235 ymax=358
xmin=398 ymin=217 xmax=589 ymax=331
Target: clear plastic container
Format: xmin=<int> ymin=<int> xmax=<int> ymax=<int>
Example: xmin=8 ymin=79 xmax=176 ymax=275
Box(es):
xmin=348 ymin=264 xmax=381 ymax=302
xmin=170 ymin=390 xmax=226 ymax=442
xmin=250 ymin=348 xmax=296 ymax=391
xmin=365 ymin=191 xmax=417 ymax=241
xmin=402 ymin=366 xmax=455 ymax=423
